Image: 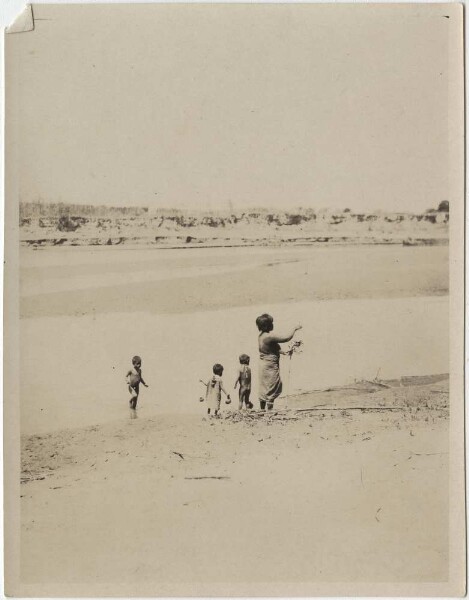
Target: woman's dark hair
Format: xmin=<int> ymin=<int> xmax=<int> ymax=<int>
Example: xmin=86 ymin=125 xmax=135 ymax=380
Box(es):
xmin=256 ymin=314 xmax=274 ymax=333
xmin=239 ymin=354 xmax=250 ymax=364
xmin=213 ymin=363 xmax=224 ymax=376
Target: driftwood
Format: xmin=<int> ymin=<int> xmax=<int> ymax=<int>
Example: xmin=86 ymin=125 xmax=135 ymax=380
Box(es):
xmin=283 ymin=383 xmax=380 ymax=397
xmin=184 ymin=476 xmax=230 ymax=480
xmin=363 ymin=379 xmax=391 ymax=389
xmin=295 ymin=406 xmax=405 ymax=412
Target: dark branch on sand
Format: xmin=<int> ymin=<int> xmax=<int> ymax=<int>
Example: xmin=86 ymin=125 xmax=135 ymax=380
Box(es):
xmin=363 ymin=379 xmax=391 ymax=389
xmin=184 ymin=476 xmax=230 ymax=480
xmin=294 ymin=407 xmax=405 ymax=412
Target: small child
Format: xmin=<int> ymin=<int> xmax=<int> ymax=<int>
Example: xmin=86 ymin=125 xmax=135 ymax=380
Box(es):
xmin=234 ymin=354 xmax=252 ymax=410
xmin=126 ymin=355 xmax=148 ymax=410
xmin=205 ymin=363 xmax=230 ymax=416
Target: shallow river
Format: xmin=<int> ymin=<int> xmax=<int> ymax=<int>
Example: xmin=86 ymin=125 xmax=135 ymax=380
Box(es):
xmin=19 ymin=245 xmax=448 ymax=434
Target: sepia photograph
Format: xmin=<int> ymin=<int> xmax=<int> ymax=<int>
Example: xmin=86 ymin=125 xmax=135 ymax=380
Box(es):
xmin=4 ymin=3 xmax=465 ymax=596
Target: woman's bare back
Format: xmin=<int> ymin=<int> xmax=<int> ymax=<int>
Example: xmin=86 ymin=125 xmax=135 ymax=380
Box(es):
xmin=258 ymin=333 xmax=281 ymax=356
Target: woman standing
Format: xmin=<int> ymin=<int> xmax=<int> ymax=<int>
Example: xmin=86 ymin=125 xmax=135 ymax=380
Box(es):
xmin=256 ymin=314 xmax=302 ymax=410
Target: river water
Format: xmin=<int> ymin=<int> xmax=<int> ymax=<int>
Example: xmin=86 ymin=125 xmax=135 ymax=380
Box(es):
xmin=19 ymin=244 xmax=448 ymax=434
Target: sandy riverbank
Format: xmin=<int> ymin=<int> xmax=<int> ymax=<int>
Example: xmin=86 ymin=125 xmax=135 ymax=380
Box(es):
xmin=20 ymin=244 xmax=448 ymax=318
xmin=18 ymin=376 xmax=449 ymax=594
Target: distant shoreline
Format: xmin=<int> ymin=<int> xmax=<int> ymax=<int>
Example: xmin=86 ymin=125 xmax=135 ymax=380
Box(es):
xmin=19 ymin=203 xmax=449 ymax=249
xmin=20 ymin=234 xmax=449 ymax=249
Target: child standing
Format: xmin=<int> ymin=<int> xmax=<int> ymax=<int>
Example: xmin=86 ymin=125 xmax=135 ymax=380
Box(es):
xmin=126 ymin=355 xmax=148 ymax=410
xmin=234 ymin=354 xmax=252 ymax=410
xmin=205 ymin=363 xmax=230 ymax=416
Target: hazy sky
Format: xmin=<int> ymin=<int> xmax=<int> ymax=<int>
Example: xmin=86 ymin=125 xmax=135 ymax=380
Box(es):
xmin=7 ymin=4 xmax=455 ymax=212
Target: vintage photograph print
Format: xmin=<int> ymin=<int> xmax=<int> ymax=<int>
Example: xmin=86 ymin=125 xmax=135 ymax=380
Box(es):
xmin=4 ymin=3 xmax=465 ymax=597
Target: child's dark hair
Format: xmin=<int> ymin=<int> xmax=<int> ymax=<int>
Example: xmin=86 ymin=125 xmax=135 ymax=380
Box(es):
xmin=132 ymin=355 xmax=142 ymax=365
xmin=239 ymin=354 xmax=250 ymax=365
xmin=213 ymin=363 xmax=224 ymax=376
xmin=256 ymin=313 xmax=274 ymax=333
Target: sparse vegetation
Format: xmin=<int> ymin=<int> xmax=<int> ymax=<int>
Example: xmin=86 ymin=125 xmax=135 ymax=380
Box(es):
xmin=18 ymin=201 xmax=449 ymax=248
xmin=437 ymin=201 xmax=449 ymax=213
xmin=57 ymin=215 xmax=81 ymax=232
xmin=19 ymin=201 xmax=149 ymax=220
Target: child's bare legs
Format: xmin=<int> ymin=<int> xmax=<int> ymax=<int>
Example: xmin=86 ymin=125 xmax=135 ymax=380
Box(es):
xmin=239 ymin=388 xmax=251 ymax=410
xmin=129 ymin=386 xmax=138 ymax=410
xmin=238 ymin=388 xmax=245 ymax=411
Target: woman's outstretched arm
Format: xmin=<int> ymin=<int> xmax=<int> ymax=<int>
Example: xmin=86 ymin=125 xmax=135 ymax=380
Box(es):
xmin=269 ymin=324 xmax=302 ymax=344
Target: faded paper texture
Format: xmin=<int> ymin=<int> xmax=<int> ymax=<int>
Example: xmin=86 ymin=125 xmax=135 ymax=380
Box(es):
xmin=4 ymin=3 xmax=465 ymax=597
